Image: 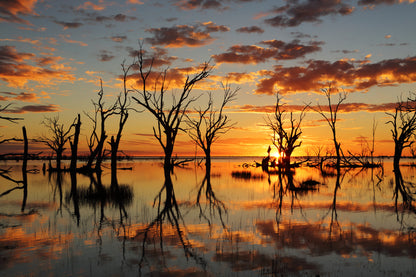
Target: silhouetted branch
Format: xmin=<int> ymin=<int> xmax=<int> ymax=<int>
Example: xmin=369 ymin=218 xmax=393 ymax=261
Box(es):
xmin=131 ymin=42 xmax=211 ymax=170
xmin=266 ymin=92 xmax=309 ymax=169
xmin=311 ymin=86 xmax=347 ymax=168
xmin=186 ymin=81 xmax=238 ymax=167
xmin=0 ymin=103 xmax=23 ymax=123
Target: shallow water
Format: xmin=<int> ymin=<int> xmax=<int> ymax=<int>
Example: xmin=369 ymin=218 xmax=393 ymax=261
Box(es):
xmin=0 ymin=158 xmax=415 ymax=276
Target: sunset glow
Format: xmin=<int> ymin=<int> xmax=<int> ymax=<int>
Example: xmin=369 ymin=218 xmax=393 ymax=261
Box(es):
xmin=0 ymin=1 xmax=415 ymax=158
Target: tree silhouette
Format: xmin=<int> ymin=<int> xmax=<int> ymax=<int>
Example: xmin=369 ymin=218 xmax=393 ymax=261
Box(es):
xmin=69 ymin=114 xmax=81 ymax=172
xmin=266 ymin=92 xmax=308 ymax=169
xmin=312 ymin=86 xmax=346 ymax=168
xmin=84 ymin=80 xmax=117 ymax=172
xmin=38 ymin=116 xmax=75 ymax=172
xmin=109 ymin=61 xmax=135 ymax=185
xmin=131 ymin=44 xmax=211 ymax=171
xmin=186 ymin=82 xmax=238 ymax=168
xmin=386 ymin=93 xmax=416 ymax=168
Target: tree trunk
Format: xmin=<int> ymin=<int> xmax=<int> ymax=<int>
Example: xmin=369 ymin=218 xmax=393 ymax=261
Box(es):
xmin=110 ymin=136 xmax=118 ymax=187
xmin=70 ymin=114 xmax=81 ymax=172
xmin=21 ymin=126 xmax=28 ymax=212
xmin=56 ymin=149 xmax=62 ymax=172
xmin=205 ymin=146 xmax=211 ymax=169
xmin=393 ymin=143 xmax=403 ymax=169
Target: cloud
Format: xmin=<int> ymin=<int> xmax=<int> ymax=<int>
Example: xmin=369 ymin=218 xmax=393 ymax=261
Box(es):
xmin=236 ymin=26 xmax=264 ymax=34
xmin=77 ymin=1 xmax=106 ymax=11
xmin=264 ymin=0 xmax=354 ymax=28
xmin=0 ymin=45 xmax=75 ymax=88
xmin=0 ymin=0 xmax=37 ymax=24
xmin=86 ymin=13 xmax=137 ymax=23
xmin=212 ymin=39 xmax=322 ymax=64
xmin=53 ymin=20 xmax=83 ymax=29
xmin=126 ymin=64 xmax=210 ymax=91
xmin=174 ymin=0 xmax=223 ymax=10
xmin=173 ymin=0 xmax=258 ymax=11
xmin=145 ymin=22 xmax=229 ymax=48
xmin=0 ymin=37 xmax=41 ymax=46
xmin=5 ymin=104 xmax=60 ymax=113
xmin=0 ymin=91 xmax=40 ymax=102
xmin=126 ymin=46 xmax=178 ymax=68
xmin=110 ymin=35 xmax=127 ymax=43
xmin=235 ymin=102 xmax=398 ymax=114
xmin=36 ymin=56 xmax=64 ymax=66
xmin=127 ymin=0 xmax=144 ymax=4
xmin=59 ymin=34 xmax=88 ymax=46
xmin=98 ymin=50 xmax=115 ymax=62
xmin=255 ymin=56 xmax=416 ymax=94
xmin=358 ymin=0 xmax=414 ymax=6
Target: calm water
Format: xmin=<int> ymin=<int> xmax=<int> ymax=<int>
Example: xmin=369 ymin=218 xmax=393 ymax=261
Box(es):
xmin=0 ymin=158 xmax=415 ymax=276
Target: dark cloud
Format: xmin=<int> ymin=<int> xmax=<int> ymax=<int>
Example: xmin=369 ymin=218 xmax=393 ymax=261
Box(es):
xmin=358 ymin=0 xmax=400 ymax=5
xmin=264 ymin=0 xmax=354 ymax=28
xmin=53 ymin=20 xmax=83 ymax=29
xmin=236 ymin=102 xmax=398 ymax=114
xmin=255 ymin=56 xmax=416 ymax=94
xmin=6 ymin=104 xmax=60 ymax=113
xmin=114 ymin=13 xmax=136 ymax=22
xmin=0 ymin=91 xmax=39 ymax=102
xmin=126 ymin=46 xmax=177 ymax=68
xmin=173 ymin=0 xmax=258 ymax=10
xmin=145 ymin=22 xmax=229 ymax=48
xmin=0 ymin=45 xmax=34 ymax=63
xmin=255 ymin=219 xmax=416 ymax=259
xmin=174 ymin=0 xmax=223 ymax=10
xmin=98 ymin=50 xmax=115 ymax=62
xmin=332 ymin=49 xmax=360 ymax=54
xmin=236 ymin=26 xmax=264 ymax=34
xmin=212 ymin=39 xmax=323 ymax=64
xmin=0 ymin=0 xmax=37 ymax=24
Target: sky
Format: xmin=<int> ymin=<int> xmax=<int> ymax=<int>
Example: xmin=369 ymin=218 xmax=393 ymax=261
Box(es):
xmin=0 ymin=0 xmax=415 ymax=157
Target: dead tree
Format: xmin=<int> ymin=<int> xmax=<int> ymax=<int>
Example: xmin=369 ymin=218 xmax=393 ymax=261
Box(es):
xmin=84 ymin=80 xmax=117 ymax=172
xmin=109 ymin=61 xmax=134 ymax=186
xmin=312 ymin=86 xmax=346 ymax=168
xmin=38 ymin=116 xmax=75 ymax=172
xmin=70 ymin=114 xmax=81 ymax=172
xmin=186 ymin=82 xmax=238 ymax=168
xmin=266 ymin=92 xmax=308 ymax=169
xmin=386 ymin=93 xmax=416 ymax=168
xmin=131 ymin=44 xmax=211 ymax=172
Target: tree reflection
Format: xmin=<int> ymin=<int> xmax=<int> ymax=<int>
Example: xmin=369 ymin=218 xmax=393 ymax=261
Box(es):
xmin=136 ymin=167 xmax=206 ymax=271
xmin=393 ymin=165 xmax=416 ymax=227
xmin=196 ymin=164 xmax=227 ymax=228
xmin=0 ymin=127 xmax=29 ymax=213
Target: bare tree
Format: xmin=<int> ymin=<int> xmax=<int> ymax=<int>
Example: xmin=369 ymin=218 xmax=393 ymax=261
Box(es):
xmin=186 ymin=82 xmax=238 ymax=168
xmin=131 ymin=44 xmax=211 ymax=172
xmin=109 ymin=61 xmax=135 ymax=185
xmin=312 ymin=86 xmax=347 ymax=168
xmin=39 ymin=116 xmax=75 ymax=172
xmin=69 ymin=114 xmax=81 ymax=172
xmin=386 ymin=93 xmax=416 ymax=168
xmin=84 ymin=79 xmax=117 ymax=172
xmin=266 ymin=92 xmax=308 ymax=169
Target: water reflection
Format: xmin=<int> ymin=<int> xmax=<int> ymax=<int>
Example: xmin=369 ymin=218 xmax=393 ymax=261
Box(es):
xmin=0 ymin=158 xmax=416 ymax=276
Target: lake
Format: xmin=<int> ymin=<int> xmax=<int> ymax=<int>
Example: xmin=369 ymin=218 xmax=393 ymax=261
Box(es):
xmin=0 ymin=157 xmax=415 ymax=276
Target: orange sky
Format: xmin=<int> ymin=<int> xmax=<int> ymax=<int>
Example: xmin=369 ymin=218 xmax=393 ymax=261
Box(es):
xmin=0 ymin=0 xmax=415 ymax=157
